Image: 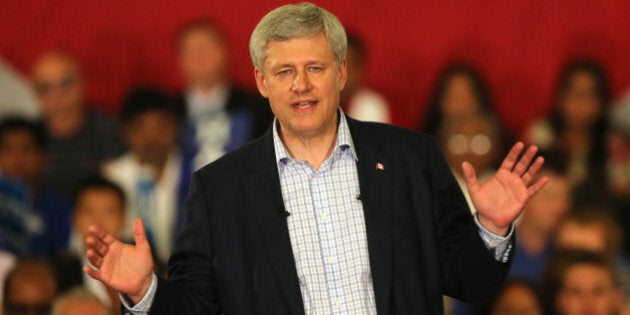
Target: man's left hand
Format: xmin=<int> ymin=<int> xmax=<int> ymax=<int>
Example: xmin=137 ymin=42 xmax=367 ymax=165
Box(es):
xmin=462 ymin=142 xmax=548 ymax=236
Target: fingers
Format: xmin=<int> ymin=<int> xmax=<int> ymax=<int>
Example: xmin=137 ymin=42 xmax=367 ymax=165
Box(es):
xmin=499 ymin=142 xmax=525 ymax=171
xmin=84 ymin=265 xmax=101 ymax=281
xmin=86 ymin=248 xmax=104 ymax=268
xmin=132 ymin=218 xmax=150 ymax=252
xmin=512 ymin=145 xmax=538 ymax=176
xmin=527 ymin=175 xmax=549 ymax=197
xmin=461 ymin=161 xmax=479 ymax=192
xmin=88 ymin=225 xmax=117 ymax=246
xmin=522 ymin=156 xmax=545 ymax=185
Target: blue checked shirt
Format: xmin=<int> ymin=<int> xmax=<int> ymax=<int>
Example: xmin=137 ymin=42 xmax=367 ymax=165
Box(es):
xmin=122 ymin=111 xmax=513 ymax=314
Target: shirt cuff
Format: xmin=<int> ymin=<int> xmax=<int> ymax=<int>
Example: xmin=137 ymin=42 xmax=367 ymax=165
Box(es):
xmin=120 ymin=273 xmax=158 ymax=314
xmin=474 ymin=214 xmax=514 ymax=263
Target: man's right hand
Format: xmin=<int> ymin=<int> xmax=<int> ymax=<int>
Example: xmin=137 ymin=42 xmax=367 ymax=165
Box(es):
xmin=84 ymin=218 xmax=155 ymax=304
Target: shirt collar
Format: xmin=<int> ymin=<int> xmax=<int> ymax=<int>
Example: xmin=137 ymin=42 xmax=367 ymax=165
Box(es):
xmin=273 ymin=110 xmax=357 ymax=170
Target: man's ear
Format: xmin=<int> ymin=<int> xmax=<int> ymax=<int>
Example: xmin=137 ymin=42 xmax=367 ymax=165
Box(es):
xmin=254 ymin=68 xmax=269 ymax=98
xmin=337 ymin=58 xmax=347 ymax=92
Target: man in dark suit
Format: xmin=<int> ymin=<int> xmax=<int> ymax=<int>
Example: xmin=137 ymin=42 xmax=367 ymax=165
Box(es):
xmin=84 ymin=3 xmax=548 ymax=314
xmin=174 ymin=18 xmax=273 ymax=170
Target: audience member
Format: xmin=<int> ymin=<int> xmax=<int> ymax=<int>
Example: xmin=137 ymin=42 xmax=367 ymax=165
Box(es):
xmin=339 ymin=33 xmax=391 ymax=123
xmin=174 ymin=19 xmax=273 ymax=170
xmin=607 ymin=90 xmax=630 ymax=258
xmin=59 ymin=176 xmax=125 ymax=313
xmin=509 ymin=154 xmax=571 ymax=282
xmin=523 ymin=59 xmax=611 ymax=190
xmin=0 ymin=57 xmax=40 ymax=119
xmin=0 ymin=117 xmax=72 ymax=256
xmin=51 ymin=287 xmax=110 ymax=315
xmin=488 ymin=280 xmax=543 ymax=315
xmin=420 ymin=64 xmax=495 ymax=136
xmin=103 ymin=87 xmax=190 ymax=265
xmin=542 ymin=250 xmax=623 ymax=315
xmin=437 ymin=112 xmax=505 ymax=213
xmin=554 ymin=206 xmax=630 ymax=312
xmin=2 ymin=258 xmax=57 ymax=315
xmin=31 ymin=51 xmax=124 ymax=198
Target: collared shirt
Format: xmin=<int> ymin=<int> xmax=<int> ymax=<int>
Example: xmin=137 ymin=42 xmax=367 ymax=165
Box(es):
xmin=273 ymin=112 xmax=376 ymax=314
xmin=122 ymin=111 xmax=513 ymax=314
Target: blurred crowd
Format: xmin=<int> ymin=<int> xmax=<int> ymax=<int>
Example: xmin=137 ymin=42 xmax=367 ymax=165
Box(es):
xmin=0 ymin=17 xmax=629 ymax=315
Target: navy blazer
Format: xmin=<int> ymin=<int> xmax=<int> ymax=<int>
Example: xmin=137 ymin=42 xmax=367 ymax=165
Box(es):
xmin=150 ymin=117 xmax=513 ymax=314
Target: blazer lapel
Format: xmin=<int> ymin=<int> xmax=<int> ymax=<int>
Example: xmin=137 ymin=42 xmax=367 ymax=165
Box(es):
xmin=242 ymin=130 xmax=305 ymax=315
xmin=349 ymin=119 xmax=394 ymax=315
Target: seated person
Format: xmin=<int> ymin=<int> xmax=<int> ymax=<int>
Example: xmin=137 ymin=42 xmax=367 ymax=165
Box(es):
xmin=51 ymin=286 xmax=110 ymax=315
xmin=0 ymin=117 xmax=72 ymax=256
xmin=488 ymin=279 xmax=542 ymax=315
xmin=31 ymin=51 xmax=124 ymax=198
xmin=174 ymin=19 xmax=273 ymax=169
xmin=102 ymin=87 xmax=190 ymax=266
xmin=542 ymin=250 xmax=623 ymax=315
xmin=60 ymin=176 xmax=126 ymax=314
xmin=339 ymin=33 xmax=391 ymax=123
xmin=2 ymin=258 xmax=57 ymax=315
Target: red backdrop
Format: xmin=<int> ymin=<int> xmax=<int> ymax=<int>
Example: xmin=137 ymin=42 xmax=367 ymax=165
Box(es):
xmin=2 ymin=0 xmax=629 ymax=133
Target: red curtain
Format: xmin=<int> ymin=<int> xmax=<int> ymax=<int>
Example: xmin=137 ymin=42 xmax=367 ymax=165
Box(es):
xmin=2 ymin=0 xmax=629 ymax=132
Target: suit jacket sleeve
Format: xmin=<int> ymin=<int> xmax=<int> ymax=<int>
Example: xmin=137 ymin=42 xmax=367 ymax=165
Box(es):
xmin=150 ymin=172 xmax=220 ymax=314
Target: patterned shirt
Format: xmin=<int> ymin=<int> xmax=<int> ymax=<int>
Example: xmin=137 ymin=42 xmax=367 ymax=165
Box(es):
xmin=122 ymin=111 xmax=513 ymax=314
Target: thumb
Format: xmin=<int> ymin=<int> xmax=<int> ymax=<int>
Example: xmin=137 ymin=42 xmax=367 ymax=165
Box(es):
xmin=461 ymin=161 xmax=479 ymax=192
xmin=133 ymin=218 xmax=151 ymax=251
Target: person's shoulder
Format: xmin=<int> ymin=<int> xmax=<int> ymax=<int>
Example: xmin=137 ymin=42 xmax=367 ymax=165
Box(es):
xmin=194 ymin=131 xmax=270 ymax=177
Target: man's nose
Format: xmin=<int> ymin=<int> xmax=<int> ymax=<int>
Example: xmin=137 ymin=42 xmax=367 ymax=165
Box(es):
xmin=291 ymin=71 xmax=312 ymax=93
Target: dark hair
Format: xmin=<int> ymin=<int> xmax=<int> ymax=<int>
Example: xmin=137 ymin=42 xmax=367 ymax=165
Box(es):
xmin=486 ymin=279 xmax=543 ymax=315
xmin=3 ymin=258 xmax=57 ymax=303
xmin=421 ymin=64 xmax=494 ymax=136
xmin=174 ymin=18 xmax=226 ymax=48
xmin=549 ymin=59 xmax=610 ymax=181
xmin=71 ymin=175 xmax=126 ymax=210
xmin=120 ymin=87 xmax=184 ymax=125
xmin=346 ymin=32 xmax=367 ymax=66
xmin=541 ymin=249 xmax=617 ymax=315
xmin=0 ymin=117 xmax=47 ymax=149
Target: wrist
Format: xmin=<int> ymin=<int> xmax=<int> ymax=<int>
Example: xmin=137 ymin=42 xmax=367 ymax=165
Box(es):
xmin=477 ymin=214 xmax=509 ymax=236
xmin=129 ymin=274 xmax=154 ymax=305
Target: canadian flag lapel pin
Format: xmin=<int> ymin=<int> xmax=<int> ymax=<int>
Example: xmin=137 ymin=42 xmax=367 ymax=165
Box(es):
xmin=375 ymin=163 xmax=385 ymax=171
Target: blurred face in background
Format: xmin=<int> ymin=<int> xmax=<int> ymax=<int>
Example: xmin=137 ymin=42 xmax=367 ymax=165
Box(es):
xmin=124 ymin=110 xmax=179 ymax=168
xmin=556 ymin=221 xmax=608 ymax=254
xmin=32 ymin=53 xmax=84 ymax=121
xmin=73 ymin=188 xmax=124 ymax=240
xmin=178 ymin=27 xmax=227 ymax=90
xmin=555 ymin=264 xmax=622 ymax=315
xmin=3 ymin=263 xmax=56 ymax=315
xmin=559 ymin=70 xmax=602 ymax=132
xmin=491 ymin=282 xmax=542 ymax=315
xmin=441 ymin=74 xmax=481 ymax=120
xmin=54 ymin=298 xmax=108 ymax=315
xmin=519 ymin=170 xmax=570 ymax=233
xmin=442 ymin=114 xmax=500 ymax=176
xmin=0 ymin=129 xmax=45 ymax=187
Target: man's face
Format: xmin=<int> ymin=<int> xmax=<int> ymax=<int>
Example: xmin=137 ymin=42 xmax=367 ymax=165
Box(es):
xmin=521 ymin=171 xmax=570 ymax=233
xmin=125 ymin=110 xmax=179 ymax=166
xmin=73 ymin=188 xmax=124 ymax=239
xmin=178 ymin=29 xmax=227 ymax=88
xmin=556 ymin=264 xmax=622 ymax=315
xmin=0 ymin=130 xmax=45 ymax=186
xmin=55 ymin=299 xmax=108 ymax=315
xmin=3 ymin=273 xmax=55 ymax=315
xmin=255 ymin=34 xmax=346 ymax=140
xmin=32 ymin=55 xmax=83 ymax=119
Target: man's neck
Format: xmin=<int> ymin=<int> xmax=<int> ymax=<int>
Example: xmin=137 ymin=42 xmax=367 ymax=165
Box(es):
xmin=279 ymin=118 xmax=339 ymax=170
xmin=47 ymin=109 xmax=85 ymax=139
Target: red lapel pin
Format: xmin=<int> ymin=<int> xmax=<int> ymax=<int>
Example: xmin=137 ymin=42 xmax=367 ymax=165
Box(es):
xmin=376 ymin=163 xmax=385 ymax=170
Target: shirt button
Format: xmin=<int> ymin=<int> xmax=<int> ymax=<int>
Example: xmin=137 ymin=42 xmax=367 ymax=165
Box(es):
xmin=327 ymin=257 xmax=335 ymax=264
xmin=321 ymin=214 xmax=327 ymax=220
xmin=335 ymin=300 xmax=342 ymax=306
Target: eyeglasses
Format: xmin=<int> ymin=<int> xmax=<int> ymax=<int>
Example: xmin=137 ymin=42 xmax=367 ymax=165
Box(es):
xmin=446 ymin=134 xmax=493 ymax=156
xmin=35 ymin=75 xmax=76 ymax=96
xmin=4 ymin=302 xmax=51 ymax=315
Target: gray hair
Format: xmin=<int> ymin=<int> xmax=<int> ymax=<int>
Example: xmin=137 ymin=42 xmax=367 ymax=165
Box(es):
xmin=249 ymin=2 xmax=347 ymax=71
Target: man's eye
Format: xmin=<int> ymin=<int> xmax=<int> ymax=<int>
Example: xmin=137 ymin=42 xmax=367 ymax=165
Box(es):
xmin=277 ymin=70 xmax=292 ymax=76
xmin=309 ymin=66 xmax=322 ymax=72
